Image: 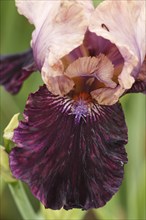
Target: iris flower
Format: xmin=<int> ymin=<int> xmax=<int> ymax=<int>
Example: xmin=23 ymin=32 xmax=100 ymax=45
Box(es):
xmin=1 ymin=0 xmax=145 ymax=210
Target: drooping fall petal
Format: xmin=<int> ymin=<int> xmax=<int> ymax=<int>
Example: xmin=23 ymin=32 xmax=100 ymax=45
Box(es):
xmin=10 ymin=85 xmax=128 ymax=210
xmin=0 ymin=49 xmax=37 ymax=94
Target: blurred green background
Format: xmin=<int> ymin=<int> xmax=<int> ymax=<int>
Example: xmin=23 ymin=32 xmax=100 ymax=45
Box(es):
xmin=0 ymin=0 xmax=145 ymax=220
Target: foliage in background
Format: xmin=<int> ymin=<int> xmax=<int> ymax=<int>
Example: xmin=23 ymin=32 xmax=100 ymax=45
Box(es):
xmin=0 ymin=0 xmax=145 ymax=220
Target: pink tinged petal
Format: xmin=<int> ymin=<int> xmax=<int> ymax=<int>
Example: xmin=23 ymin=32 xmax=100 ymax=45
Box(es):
xmin=15 ymin=0 xmax=61 ymax=64
xmin=89 ymin=0 xmax=146 ymax=90
xmin=91 ymin=86 xmax=125 ymax=106
xmin=0 ymin=49 xmax=37 ymax=94
xmin=30 ymin=0 xmax=92 ymax=68
xmin=16 ymin=0 xmax=93 ymax=95
xmin=15 ymin=0 xmax=60 ymax=34
xmin=93 ymin=54 xmax=116 ymax=88
xmin=65 ymin=56 xmax=98 ymax=77
xmin=9 ymin=85 xmax=128 ymax=210
xmin=38 ymin=1 xmax=93 ymax=95
xmin=77 ymin=0 xmax=94 ymax=11
xmin=137 ymin=56 xmax=146 ymax=82
xmin=41 ymin=58 xmax=75 ymax=96
xmin=126 ymin=56 xmax=146 ymax=94
xmin=19 ymin=0 xmax=92 ymax=27
xmin=43 ymin=75 xmax=75 ymax=97
xmin=65 ymin=55 xmax=116 ymax=88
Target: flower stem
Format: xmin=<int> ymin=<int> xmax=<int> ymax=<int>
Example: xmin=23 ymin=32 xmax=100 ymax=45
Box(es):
xmin=8 ymin=181 xmax=43 ymax=220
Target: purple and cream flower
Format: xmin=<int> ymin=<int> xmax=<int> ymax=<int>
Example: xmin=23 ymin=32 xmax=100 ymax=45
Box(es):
xmin=1 ymin=0 xmax=145 ymax=210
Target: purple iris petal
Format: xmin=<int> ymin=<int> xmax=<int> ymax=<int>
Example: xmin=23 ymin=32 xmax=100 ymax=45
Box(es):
xmin=65 ymin=30 xmax=124 ymax=68
xmin=10 ymin=85 xmax=128 ymax=210
xmin=126 ymin=81 xmax=146 ymax=94
xmin=0 ymin=49 xmax=37 ymax=94
xmin=84 ymin=30 xmax=124 ymax=67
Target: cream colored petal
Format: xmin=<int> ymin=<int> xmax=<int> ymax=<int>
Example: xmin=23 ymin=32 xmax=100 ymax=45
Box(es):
xmin=16 ymin=1 xmax=93 ymax=96
xmin=91 ymin=86 xmax=125 ymax=105
xmin=44 ymin=75 xmax=75 ymax=96
xmin=39 ymin=1 xmax=93 ymax=95
xmin=89 ymin=0 xmax=146 ymax=90
xmin=65 ymin=55 xmax=116 ymax=88
xmin=16 ymin=0 xmax=93 ymax=67
xmin=65 ymin=56 xmax=99 ymax=77
xmin=41 ymin=57 xmax=74 ymax=96
xmin=15 ymin=0 xmax=60 ymax=27
xmin=35 ymin=1 xmax=93 ymax=69
xmin=75 ymin=0 xmax=94 ymax=13
xmin=93 ymin=54 xmax=116 ymax=88
xmin=15 ymin=0 xmax=61 ymax=57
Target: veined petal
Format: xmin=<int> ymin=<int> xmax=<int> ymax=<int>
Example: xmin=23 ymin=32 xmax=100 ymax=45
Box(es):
xmin=16 ymin=0 xmax=93 ymax=68
xmin=83 ymin=30 xmax=124 ymax=68
xmin=91 ymin=86 xmax=125 ymax=106
xmin=126 ymin=56 xmax=146 ymax=94
xmin=126 ymin=81 xmax=146 ymax=94
xmin=15 ymin=0 xmax=93 ymax=29
xmin=39 ymin=1 xmax=93 ymax=95
xmin=65 ymin=55 xmax=116 ymax=89
xmin=10 ymin=85 xmax=128 ymax=210
xmin=16 ymin=0 xmax=93 ymax=95
xmin=89 ymin=0 xmax=146 ymax=90
xmin=15 ymin=0 xmax=60 ymax=28
xmin=41 ymin=57 xmax=75 ymax=96
xmin=35 ymin=0 xmax=93 ymax=68
xmin=40 ymin=9 xmax=92 ymax=96
xmin=0 ymin=49 xmax=36 ymax=94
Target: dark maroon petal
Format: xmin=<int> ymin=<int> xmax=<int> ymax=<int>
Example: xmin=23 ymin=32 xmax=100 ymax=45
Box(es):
xmin=0 ymin=49 xmax=37 ymax=94
xmin=126 ymin=81 xmax=146 ymax=94
xmin=66 ymin=30 xmax=124 ymax=69
xmin=9 ymin=85 xmax=128 ymax=210
xmin=84 ymin=30 xmax=124 ymax=67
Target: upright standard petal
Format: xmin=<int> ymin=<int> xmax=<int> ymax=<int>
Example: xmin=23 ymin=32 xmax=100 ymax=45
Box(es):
xmin=15 ymin=0 xmax=93 ymax=95
xmin=126 ymin=56 xmax=146 ymax=94
xmin=15 ymin=0 xmax=60 ymax=28
xmin=0 ymin=49 xmax=36 ymax=94
xmin=10 ymin=85 xmax=128 ymax=210
xmin=40 ymin=1 xmax=93 ymax=96
xmin=89 ymin=0 xmax=145 ymax=90
xmin=16 ymin=0 xmax=93 ymax=68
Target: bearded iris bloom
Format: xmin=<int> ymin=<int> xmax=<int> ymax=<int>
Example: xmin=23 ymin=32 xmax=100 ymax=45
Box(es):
xmin=0 ymin=0 xmax=145 ymax=210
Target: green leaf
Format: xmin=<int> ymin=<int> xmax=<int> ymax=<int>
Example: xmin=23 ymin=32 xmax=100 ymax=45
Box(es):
xmin=3 ymin=113 xmax=20 ymax=152
xmin=0 ymin=146 xmax=16 ymax=183
xmin=41 ymin=205 xmax=86 ymax=220
xmin=3 ymin=113 xmax=20 ymax=141
xmin=9 ymin=181 xmax=43 ymax=220
xmin=93 ymin=0 xmax=103 ymax=7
